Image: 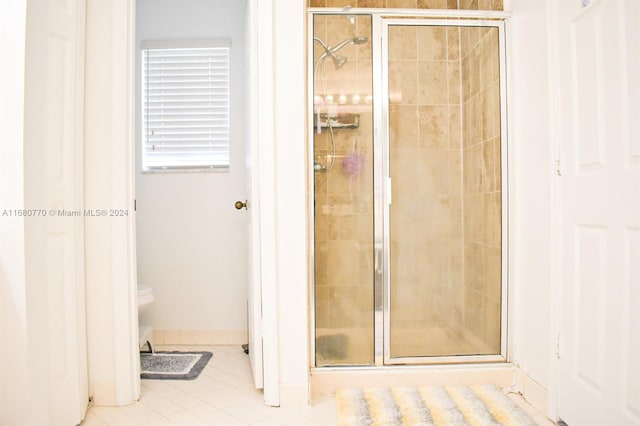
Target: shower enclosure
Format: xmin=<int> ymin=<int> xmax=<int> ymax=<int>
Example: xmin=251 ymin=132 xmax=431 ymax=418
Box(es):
xmin=309 ymin=11 xmax=507 ymax=367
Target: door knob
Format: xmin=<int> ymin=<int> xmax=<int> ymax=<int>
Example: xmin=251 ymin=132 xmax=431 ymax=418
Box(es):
xmin=235 ymin=200 xmax=247 ymax=210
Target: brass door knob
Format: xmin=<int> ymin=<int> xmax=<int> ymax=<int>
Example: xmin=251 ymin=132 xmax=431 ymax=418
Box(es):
xmin=235 ymin=200 xmax=247 ymax=210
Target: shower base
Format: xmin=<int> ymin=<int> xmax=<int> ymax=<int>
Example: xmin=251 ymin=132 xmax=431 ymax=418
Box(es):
xmin=310 ymin=362 xmax=514 ymax=398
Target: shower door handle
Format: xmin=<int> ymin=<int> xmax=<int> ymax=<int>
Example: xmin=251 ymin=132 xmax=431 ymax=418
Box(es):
xmin=374 ymin=246 xmax=383 ymax=274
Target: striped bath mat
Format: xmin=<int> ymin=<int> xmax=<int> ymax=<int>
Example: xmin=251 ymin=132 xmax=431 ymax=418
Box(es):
xmin=336 ymin=385 xmax=538 ymax=425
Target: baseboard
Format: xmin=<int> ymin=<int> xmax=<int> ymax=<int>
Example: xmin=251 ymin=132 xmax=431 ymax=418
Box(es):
xmin=513 ymin=368 xmax=550 ymax=417
xmin=90 ymin=382 xmax=117 ymax=406
xmin=310 ymin=363 xmax=515 ymax=398
xmin=279 ymin=384 xmax=310 ymax=408
xmin=152 ymin=329 xmax=247 ymax=345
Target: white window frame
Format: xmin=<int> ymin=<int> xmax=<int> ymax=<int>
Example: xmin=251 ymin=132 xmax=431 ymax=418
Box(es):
xmin=141 ymin=39 xmax=232 ymax=172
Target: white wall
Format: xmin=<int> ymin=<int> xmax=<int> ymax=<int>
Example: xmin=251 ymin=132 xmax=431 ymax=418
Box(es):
xmin=135 ymin=0 xmax=248 ymax=336
xmin=509 ymin=0 xmax=555 ymax=412
xmin=272 ymin=0 xmax=310 ymax=406
xmin=0 ymin=1 xmax=30 ymax=424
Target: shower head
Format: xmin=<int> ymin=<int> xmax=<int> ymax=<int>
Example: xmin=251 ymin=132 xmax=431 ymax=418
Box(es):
xmin=330 ymin=36 xmax=368 ymax=54
xmin=331 ymin=54 xmax=348 ymax=69
xmin=313 ymin=35 xmax=369 ymax=69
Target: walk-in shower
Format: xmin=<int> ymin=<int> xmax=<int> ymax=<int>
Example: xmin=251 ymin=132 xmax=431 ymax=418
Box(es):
xmin=310 ymin=11 xmax=507 ymax=367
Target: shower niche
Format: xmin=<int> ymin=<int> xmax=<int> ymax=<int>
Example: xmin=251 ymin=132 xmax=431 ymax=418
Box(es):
xmin=313 ymin=113 xmax=360 ymax=129
xmin=310 ymin=12 xmax=507 ymax=367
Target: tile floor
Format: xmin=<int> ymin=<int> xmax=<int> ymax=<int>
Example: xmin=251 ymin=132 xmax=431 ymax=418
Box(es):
xmin=82 ymin=345 xmax=337 ymax=426
xmin=81 ymin=345 xmax=554 ymax=426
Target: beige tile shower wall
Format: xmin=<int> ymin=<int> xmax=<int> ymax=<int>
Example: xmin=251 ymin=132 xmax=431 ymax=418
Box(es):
xmin=313 ymin=15 xmax=375 ymax=365
xmin=388 ymin=25 xmax=464 ymax=340
xmin=308 ymin=0 xmax=503 ymax=10
xmin=460 ymin=26 xmax=501 ymax=352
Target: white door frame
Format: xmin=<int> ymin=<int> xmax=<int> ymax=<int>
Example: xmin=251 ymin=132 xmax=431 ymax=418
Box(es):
xmin=84 ymin=0 xmax=140 ymax=406
xmin=249 ymin=0 xmax=281 ymax=406
xmin=83 ymin=0 xmax=280 ymax=406
xmin=546 ymin=0 xmax=562 ymax=420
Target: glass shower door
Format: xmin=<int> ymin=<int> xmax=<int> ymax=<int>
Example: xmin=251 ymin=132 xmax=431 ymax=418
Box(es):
xmin=310 ymin=13 xmax=508 ymax=367
xmin=312 ymin=14 xmax=375 ymax=366
xmin=383 ymin=21 xmax=505 ymax=362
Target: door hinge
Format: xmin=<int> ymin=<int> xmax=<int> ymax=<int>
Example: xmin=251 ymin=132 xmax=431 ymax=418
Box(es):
xmin=555 ymin=159 xmax=562 ymax=176
xmin=256 ymin=318 xmax=263 ymax=338
xmin=134 ymin=199 xmax=137 ymax=211
xmin=555 ymin=333 xmax=561 ymax=359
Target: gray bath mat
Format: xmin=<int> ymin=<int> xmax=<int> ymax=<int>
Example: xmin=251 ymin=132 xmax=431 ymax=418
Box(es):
xmin=140 ymin=351 xmax=212 ymax=380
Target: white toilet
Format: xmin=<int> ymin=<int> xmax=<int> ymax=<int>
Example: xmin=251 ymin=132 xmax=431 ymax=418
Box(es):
xmin=137 ymin=284 xmax=154 ymax=352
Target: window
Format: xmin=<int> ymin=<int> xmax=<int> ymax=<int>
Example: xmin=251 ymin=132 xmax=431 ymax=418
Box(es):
xmin=141 ymin=40 xmax=231 ymax=171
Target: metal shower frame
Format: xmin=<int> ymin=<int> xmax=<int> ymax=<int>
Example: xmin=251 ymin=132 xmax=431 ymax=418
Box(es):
xmin=307 ymin=8 xmax=511 ymax=368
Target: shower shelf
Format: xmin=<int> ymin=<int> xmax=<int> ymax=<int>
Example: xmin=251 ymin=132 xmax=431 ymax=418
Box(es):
xmin=314 ymin=113 xmax=360 ymax=129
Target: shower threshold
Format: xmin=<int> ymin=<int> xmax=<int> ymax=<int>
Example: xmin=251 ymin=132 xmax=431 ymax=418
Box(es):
xmin=310 ymin=362 xmax=514 ymax=398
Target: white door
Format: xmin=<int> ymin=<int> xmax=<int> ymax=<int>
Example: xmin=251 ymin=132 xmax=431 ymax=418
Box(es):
xmin=246 ymin=0 xmax=264 ymax=390
xmin=23 ymin=0 xmax=88 ymax=424
xmin=556 ymin=0 xmax=640 ymax=424
xmin=244 ymin=0 xmax=282 ymax=404
xmin=246 ymin=207 xmax=264 ymax=390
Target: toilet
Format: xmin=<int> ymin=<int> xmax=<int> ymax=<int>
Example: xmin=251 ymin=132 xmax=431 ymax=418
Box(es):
xmin=137 ymin=284 xmax=154 ymax=352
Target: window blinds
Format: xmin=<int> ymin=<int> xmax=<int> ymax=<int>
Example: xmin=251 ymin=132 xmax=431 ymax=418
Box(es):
xmin=142 ymin=46 xmax=230 ymax=170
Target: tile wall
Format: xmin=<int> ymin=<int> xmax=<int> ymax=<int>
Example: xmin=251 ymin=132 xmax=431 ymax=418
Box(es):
xmin=460 ymin=26 xmax=502 ymax=352
xmin=308 ymin=0 xmax=503 ymax=10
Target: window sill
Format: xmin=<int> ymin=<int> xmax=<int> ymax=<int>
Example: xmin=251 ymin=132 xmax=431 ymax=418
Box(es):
xmin=141 ymin=166 xmax=230 ymax=174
